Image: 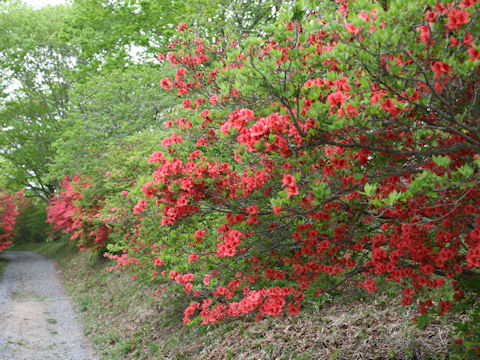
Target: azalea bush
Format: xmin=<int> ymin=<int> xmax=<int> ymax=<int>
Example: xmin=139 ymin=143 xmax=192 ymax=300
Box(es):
xmin=47 ymin=176 xmax=112 ymax=252
xmin=46 ymin=130 xmax=170 ymax=255
xmin=47 ymin=0 xmax=480 ymax=355
xmin=0 ymin=189 xmax=24 ymax=252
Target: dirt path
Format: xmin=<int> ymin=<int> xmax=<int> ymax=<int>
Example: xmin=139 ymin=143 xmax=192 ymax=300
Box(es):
xmin=0 ymin=251 xmax=97 ymax=360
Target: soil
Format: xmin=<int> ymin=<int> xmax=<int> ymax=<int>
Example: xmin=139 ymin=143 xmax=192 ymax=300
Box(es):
xmin=0 ymin=251 xmax=97 ymax=360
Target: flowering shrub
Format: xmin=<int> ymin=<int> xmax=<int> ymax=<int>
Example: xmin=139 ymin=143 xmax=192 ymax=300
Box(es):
xmin=47 ymin=0 xmax=480 ymax=355
xmin=124 ymin=0 xmax=480 ymax=321
xmin=47 ymin=177 xmax=111 ymax=252
xmin=0 ymin=189 xmax=24 ymax=252
xmin=46 ymin=130 xmax=170 ymax=255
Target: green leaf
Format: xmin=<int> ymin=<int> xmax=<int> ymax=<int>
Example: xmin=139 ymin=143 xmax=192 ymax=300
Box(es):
xmin=415 ymin=314 xmax=434 ymax=330
xmin=364 ymin=183 xmax=377 ymax=197
xmin=312 ymin=182 xmax=331 ymax=200
xmin=387 ymin=190 xmax=400 ymax=204
xmin=326 ymin=71 xmax=337 ymax=81
xmin=370 ymin=198 xmax=383 ymax=207
xmin=458 ymin=164 xmax=474 ymax=179
xmin=432 ymin=155 xmax=451 ymax=168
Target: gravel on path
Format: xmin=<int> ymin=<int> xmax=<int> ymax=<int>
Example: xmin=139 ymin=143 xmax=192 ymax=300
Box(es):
xmin=0 ymin=251 xmax=97 ymax=360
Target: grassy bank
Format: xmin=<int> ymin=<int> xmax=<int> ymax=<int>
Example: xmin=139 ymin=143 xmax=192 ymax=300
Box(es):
xmin=11 ymin=241 xmax=457 ymax=359
xmin=0 ymin=257 xmax=5 ymax=277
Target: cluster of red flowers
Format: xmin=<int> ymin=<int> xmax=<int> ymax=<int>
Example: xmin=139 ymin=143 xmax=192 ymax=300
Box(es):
xmin=0 ymin=190 xmax=23 ymax=252
xmin=47 ymin=177 xmax=111 ymax=251
xmin=128 ymin=0 xmax=479 ymax=327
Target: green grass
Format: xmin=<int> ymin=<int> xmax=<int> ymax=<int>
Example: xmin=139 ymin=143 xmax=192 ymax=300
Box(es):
xmin=0 ymin=257 xmax=5 ymax=277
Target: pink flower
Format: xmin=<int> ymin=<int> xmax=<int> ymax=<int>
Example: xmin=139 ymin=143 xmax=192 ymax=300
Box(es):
xmin=282 ymin=174 xmax=299 ymax=199
xmin=359 ymin=279 xmax=377 ymax=294
xmin=467 ymin=246 xmax=480 ymax=268
xmin=431 ymin=61 xmax=451 ymax=78
xmin=167 ymin=52 xmax=178 ymax=66
xmin=468 ymin=46 xmax=480 ymax=61
xmin=446 ymin=9 xmax=469 ymax=30
xmin=416 ymin=25 xmax=430 ymax=43
xmin=380 ymin=98 xmax=400 ymax=116
xmin=209 ymin=94 xmax=219 ymax=105
xmin=272 ymin=206 xmax=283 ymax=215
xmin=182 ymin=99 xmax=193 ymax=109
xmin=133 ymin=199 xmax=147 ymax=215
xmin=246 ymin=205 xmax=259 ymax=215
xmin=160 ymin=78 xmax=173 ymax=90
xmin=345 ymin=23 xmax=361 ymax=35
xmin=282 ymin=173 xmax=296 ymax=187
xmin=327 ymin=91 xmax=345 ymax=108
xmin=203 ymin=274 xmax=211 ymax=285
xmin=459 ymin=0 xmax=476 ymax=8
xmin=357 ymin=12 xmax=370 ymax=21
xmin=149 ymin=151 xmax=164 ymax=163
xmin=194 ymin=229 xmax=206 ymax=242
xmin=176 ymin=23 xmax=188 ymax=33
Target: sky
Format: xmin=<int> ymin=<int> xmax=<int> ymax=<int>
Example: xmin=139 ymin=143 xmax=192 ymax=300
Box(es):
xmin=23 ymin=0 xmax=66 ymax=9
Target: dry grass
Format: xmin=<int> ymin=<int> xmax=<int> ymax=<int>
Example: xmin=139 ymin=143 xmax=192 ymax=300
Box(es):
xmin=191 ymin=299 xmax=453 ymax=360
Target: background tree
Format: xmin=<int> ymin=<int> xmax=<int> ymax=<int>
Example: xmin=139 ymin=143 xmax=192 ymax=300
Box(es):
xmin=0 ymin=2 xmax=76 ymax=198
xmin=184 ymin=0 xmax=288 ymax=36
xmin=66 ymin=0 xmax=186 ymax=71
xmin=49 ymin=65 xmax=176 ymax=180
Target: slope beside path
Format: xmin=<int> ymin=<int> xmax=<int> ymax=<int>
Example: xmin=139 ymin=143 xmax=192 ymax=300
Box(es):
xmin=0 ymin=251 xmax=97 ymax=360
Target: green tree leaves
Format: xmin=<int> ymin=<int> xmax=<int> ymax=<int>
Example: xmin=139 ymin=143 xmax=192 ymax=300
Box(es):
xmin=0 ymin=2 xmax=75 ymax=197
xmin=49 ymin=65 xmax=175 ymax=180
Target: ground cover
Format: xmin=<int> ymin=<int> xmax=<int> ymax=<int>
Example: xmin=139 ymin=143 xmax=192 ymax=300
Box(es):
xmin=0 ymin=258 xmax=5 ymax=277
xmin=12 ymin=241 xmax=460 ymax=359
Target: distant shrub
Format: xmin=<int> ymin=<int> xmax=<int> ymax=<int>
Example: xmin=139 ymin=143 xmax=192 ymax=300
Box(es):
xmin=12 ymin=198 xmax=49 ymax=244
xmin=0 ymin=189 xmax=24 ymax=252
